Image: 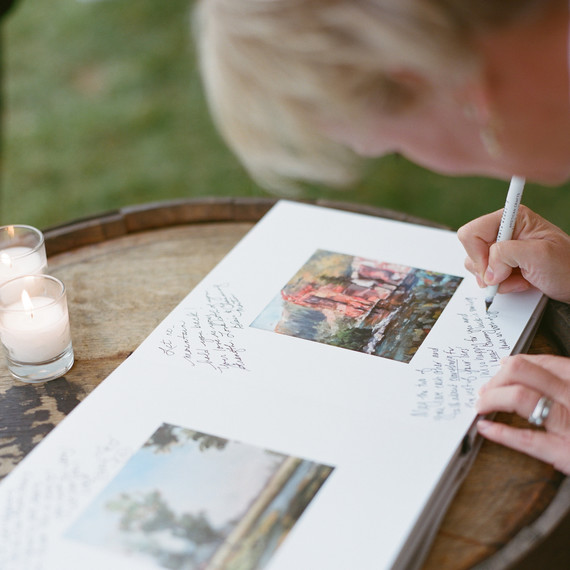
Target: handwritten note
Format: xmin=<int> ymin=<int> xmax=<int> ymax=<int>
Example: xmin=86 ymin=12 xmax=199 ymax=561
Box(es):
xmin=0 ymin=437 xmax=130 ymax=570
xmin=411 ymin=297 xmax=510 ymax=421
xmin=156 ymin=283 xmax=249 ymax=373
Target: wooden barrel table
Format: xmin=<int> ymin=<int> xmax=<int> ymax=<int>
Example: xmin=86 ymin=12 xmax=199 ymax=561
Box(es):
xmin=0 ymin=197 xmax=568 ymax=569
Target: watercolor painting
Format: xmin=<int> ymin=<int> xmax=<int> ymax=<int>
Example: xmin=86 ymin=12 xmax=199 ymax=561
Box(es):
xmin=251 ymin=249 xmax=463 ymax=363
xmin=66 ymin=423 xmax=334 ymax=570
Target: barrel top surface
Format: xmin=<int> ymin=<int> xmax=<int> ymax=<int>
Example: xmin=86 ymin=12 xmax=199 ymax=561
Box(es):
xmin=0 ymin=197 xmax=568 ymax=569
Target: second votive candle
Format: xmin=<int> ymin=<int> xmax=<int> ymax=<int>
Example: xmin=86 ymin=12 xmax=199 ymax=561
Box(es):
xmin=0 ymin=225 xmax=47 ymax=286
xmin=0 ymin=275 xmax=74 ymax=382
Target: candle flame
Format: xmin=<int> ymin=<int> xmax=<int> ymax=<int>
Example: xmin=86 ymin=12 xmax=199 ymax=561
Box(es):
xmin=21 ymin=289 xmax=34 ymax=317
xmin=0 ymin=252 xmax=12 ymax=268
xmin=7 ymin=226 xmax=15 ymax=239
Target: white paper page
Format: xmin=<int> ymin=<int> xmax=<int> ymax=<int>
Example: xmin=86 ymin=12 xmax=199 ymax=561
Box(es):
xmin=0 ymin=201 xmax=544 ymax=570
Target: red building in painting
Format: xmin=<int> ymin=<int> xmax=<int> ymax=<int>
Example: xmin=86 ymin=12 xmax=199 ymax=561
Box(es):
xmin=281 ymin=259 xmax=413 ymax=322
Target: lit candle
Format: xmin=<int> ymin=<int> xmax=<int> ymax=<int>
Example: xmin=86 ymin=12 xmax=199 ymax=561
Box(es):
xmin=0 ymin=225 xmax=47 ymax=286
xmin=1 ymin=289 xmax=70 ymax=362
xmin=0 ymin=275 xmax=73 ymax=382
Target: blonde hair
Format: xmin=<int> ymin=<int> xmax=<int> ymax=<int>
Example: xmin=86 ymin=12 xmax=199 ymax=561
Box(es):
xmin=193 ymin=0 xmax=546 ymax=191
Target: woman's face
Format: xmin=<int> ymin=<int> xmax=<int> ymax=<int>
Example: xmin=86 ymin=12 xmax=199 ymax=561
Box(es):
xmin=327 ymin=85 xmax=570 ymax=185
xmin=327 ymin=17 xmax=570 ymax=186
xmin=327 ymin=94 xmax=510 ymax=179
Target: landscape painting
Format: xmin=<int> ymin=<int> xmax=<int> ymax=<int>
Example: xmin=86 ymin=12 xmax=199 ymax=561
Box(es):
xmin=251 ymin=249 xmax=463 ymax=363
xmin=66 ymin=423 xmax=334 ymax=569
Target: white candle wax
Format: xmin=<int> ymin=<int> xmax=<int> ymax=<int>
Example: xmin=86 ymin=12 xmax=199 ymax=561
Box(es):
xmin=0 ymin=246 xmax=47 ymax=285
xmin=0 ymin=295 xmax=71 ymax=362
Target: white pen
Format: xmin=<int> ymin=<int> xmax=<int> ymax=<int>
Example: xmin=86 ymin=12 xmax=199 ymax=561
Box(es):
xmin=484 ymin=175 xmax=526 ymax=312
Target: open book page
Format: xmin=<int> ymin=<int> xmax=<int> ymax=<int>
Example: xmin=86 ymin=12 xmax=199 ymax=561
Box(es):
xmin=0 ymin=201 xmax=544 ymax=570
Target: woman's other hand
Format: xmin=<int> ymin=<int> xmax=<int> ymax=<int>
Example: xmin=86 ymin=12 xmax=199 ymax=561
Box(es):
xmin=476 ymin=354 xmax=570 ymax=475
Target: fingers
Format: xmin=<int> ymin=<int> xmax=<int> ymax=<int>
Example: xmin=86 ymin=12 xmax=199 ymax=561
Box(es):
xmin=518 ymin=354 xmax=570 ymax=379
xmin=476 ymin=384 xmax=540 ymax=417
xmin=474 ymin=350 xmax=570 ymax=475
xmin=457 ymin=210 xmax=503 ymax=279
xmin=477 ymin=420 xmax=570 ymax=475
xmin=485 ymin=238 xmax=570 ymax=300
xmin=464 ymin=258 xmax=531 ymax=294
xmin=477 ymin=354 xmax=570 ymax=446
xmin=490 ymin=273 xmax=531 ymax=295
xmin=482 ymin=354 xmax=570 ymax=405
xmin=458 ymin=206 xmax=570 ymax=303
xmin=457 ymin=205 xmax=538 ymax=281
xmin=476 ymin=385 xmax=569 ymax=433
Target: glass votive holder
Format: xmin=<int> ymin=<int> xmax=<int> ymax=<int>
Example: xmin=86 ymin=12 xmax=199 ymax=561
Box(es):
xmin=0 ymin=225 xmax=47 ymax=286
xmin=0 ymin=275 xmax=74 ymax=383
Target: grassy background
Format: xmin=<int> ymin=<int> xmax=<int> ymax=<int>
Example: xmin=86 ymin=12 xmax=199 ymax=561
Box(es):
xmin=1 ymin=0 xmax=569 ymax=233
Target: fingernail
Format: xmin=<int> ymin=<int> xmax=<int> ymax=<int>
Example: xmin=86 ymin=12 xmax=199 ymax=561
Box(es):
xmin=477 ymin=419 xmax=491 ymax=432
xmin=484 ymin=266 xmax=494 ymax=284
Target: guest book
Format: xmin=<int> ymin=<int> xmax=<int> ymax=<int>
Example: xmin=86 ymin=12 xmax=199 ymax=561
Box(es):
xmin=0 ymin=201 xmax=546 ymax=570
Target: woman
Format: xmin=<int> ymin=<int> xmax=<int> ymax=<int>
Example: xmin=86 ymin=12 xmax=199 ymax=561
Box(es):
xmin=194 ymin=0 xmax=570 ymax=473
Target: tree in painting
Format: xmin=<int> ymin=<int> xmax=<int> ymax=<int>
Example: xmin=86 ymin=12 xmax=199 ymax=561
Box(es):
xmin=66 ymin=423 xmax=333 ymax=570
xmin=144 ymin=423 xmax=229 ymax=454
xmin=106 ymin=490 xmax=225 ymax=569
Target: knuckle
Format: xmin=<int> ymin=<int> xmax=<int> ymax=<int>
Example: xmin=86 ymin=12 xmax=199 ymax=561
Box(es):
xmin=490 ymin=239 xmax=503 ymax=253
xmin=456 ymin=224 xmax=470 ymax=243
xmin=512 ymin=385 xmax=529 ymax=408
xmin=490 ymin=241 xmax=511 ymax=264
xmin=517 ymin=204 xmax=532 ymax=221
xmin=501 ymin=354 xmax=526 ymax=378
xmin=517 ymin=428 xmax=537 ymax=447
xmin=555 ymin=404 xmax=570 ymax=432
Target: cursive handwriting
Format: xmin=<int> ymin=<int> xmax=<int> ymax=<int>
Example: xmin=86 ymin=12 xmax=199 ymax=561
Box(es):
xmin=411 ymin=297 xmax=510 ymax=421
xmin=0 ymin=438 xmax=129 ymax=569
xmin=156 ymin=283 xmax=248 ymax=374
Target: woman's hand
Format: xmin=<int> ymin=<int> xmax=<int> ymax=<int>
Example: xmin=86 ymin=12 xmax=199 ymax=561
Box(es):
xmin=457 ymin=205 xmax=570 ymax=303
xmin=476 ymin=354 xmax=570 ymax=474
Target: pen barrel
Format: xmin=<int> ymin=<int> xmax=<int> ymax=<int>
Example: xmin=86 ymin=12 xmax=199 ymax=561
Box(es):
xmin=496 ymin=176 xmax=525 ymax=243
xmin=484 ymin=176 xmax=525 ymax=309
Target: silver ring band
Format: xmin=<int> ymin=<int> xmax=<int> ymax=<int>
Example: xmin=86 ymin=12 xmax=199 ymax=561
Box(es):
xmin=528 ymin=396 xmax=553 ymax=427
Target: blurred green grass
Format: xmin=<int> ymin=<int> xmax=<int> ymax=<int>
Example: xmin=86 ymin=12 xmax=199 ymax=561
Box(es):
xmin=1 ymin=0 xmax=569 ymax=233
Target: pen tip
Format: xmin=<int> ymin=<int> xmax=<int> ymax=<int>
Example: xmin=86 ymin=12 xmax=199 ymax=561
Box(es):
xmin=485 ymin=299 xmax=492 ymax=313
